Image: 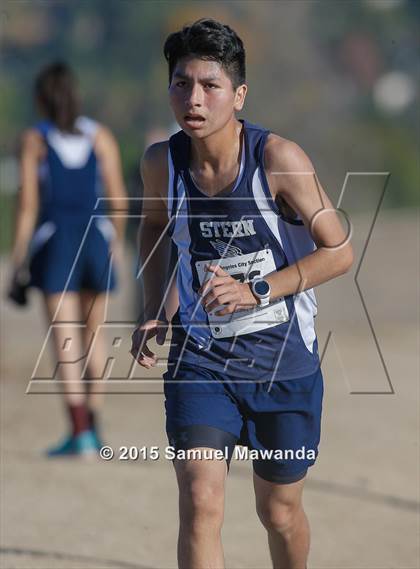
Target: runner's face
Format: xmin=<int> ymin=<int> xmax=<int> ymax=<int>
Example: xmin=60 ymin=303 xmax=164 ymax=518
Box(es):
xmin=169 ymin=57 xmax=246 ymax=138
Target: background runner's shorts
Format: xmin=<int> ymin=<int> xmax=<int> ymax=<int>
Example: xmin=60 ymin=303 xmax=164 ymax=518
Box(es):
xmin=163 ymin=361 xmax=324 ymax=484
xmin=30 ymin=219 xmax=116 ymax=294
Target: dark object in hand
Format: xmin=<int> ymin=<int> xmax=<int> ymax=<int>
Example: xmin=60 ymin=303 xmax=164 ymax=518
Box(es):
xmin=8 ymin=267 xmax=30 ymax=307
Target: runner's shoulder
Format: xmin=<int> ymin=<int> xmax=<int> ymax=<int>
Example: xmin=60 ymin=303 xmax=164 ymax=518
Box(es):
xmin=20 ymin=128 xmax=46 ymax=159
xmin=141 ymin=141 xmax=169 ymax=198
xmin=21 ymin=127 xmax=45 ymax=148
xmin=264 ymin=133 xmax=314 ymax=174
xmin=142 ymin=140 xmax=169 ymax=173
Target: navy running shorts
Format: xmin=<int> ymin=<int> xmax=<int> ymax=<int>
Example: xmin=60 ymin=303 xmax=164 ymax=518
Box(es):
xmin=163 ymin=361 xmax=324 ymax=484
xmin=30 ymin=219 xmax=117 ymax=294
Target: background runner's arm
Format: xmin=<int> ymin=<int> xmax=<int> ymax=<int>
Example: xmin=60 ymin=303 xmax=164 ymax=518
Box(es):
xmin=94 ymin=126 xmax=127 ymax=242
xmin=139 ymin=142 xmax=174 ymax=321
xmin=263 ymin=136 xmax=354 ymax=299
xmin=10 ymin=130 xmax=44 ymax=268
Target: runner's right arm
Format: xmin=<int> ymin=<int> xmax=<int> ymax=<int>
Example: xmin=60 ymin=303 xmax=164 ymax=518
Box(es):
xmin=130 ymin=142 xmax=173 ymax=367
xmin=10 ymin=129 xmax=44 ymax=268
xmin=139 ymin=141 xmax=172 ymax=320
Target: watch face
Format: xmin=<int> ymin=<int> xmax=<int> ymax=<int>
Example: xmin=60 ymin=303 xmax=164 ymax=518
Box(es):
xmin=254 ymin=280 xmax=270 ymax=296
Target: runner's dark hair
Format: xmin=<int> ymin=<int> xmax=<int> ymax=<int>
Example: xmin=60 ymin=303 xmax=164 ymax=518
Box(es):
xmin=163 ymin=18 xmax=246 ymax=89
xmin=35 ymin=61 xmax=79 ymax=132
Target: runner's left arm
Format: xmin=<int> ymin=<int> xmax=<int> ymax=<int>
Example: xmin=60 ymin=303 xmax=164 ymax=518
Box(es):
xmin=261 ymin=135 xmax=354 ymax=301
xmin=94 ymin=126 xmax=128 ymax=245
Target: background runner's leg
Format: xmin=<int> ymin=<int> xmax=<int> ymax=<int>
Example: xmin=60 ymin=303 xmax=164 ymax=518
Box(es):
xmin=43 ymin=292 xmax=96 ymax=452
xmin=44 ymin=292 xmax=85 ymax=405
xmin=80 ymin=290 xmax=108 ymax=442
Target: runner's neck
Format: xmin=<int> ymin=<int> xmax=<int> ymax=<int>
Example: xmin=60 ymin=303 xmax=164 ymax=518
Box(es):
xmin=189 ymin=119 xmax=243 ymax=173
xmin=189 ymin=121 xmax=244 ymax=196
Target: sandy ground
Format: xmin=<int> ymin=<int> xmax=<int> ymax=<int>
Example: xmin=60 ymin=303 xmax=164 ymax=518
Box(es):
xmin=1 ymin=210 xmax=419 ymax=568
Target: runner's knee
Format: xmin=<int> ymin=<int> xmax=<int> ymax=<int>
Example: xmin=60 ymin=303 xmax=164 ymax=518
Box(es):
xmin=256 ymin=499 xmax=302 ymax=537
xmin=178 ymin=475 xmax=224 ymax=528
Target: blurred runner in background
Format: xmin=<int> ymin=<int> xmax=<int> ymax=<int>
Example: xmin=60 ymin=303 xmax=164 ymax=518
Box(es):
xmin=9 ymin=61 xmax=127 ymax=458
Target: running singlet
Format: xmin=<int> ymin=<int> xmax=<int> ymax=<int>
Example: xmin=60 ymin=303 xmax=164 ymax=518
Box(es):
xmin=34 ymin=117 xmax=107 ymax=220
xmin=29 ymin=116 xmax=116 ymax=292
xmin=166 ymin=120 xmax=320 ymax=382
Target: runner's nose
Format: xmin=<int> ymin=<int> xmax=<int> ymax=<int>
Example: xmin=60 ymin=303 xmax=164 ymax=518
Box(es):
xmin=186 ymin=83 xmax=204 ymax=108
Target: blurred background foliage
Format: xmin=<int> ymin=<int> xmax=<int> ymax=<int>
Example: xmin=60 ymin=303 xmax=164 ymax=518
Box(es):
xmin=0 ymin=0 xmax=418 ymax=252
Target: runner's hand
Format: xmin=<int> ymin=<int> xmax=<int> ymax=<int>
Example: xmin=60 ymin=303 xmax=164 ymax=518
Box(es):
xmin=130 ymin=319 xmax=168 ymax=368
xmin=198 ymin=264 xmax=257 ymax=316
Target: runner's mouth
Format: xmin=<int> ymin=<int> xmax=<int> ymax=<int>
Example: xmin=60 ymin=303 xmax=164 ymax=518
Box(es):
xmin=184 ymin=114 xmax=206 ymax=127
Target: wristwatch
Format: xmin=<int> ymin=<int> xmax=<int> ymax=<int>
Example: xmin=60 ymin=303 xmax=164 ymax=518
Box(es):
xmin=250 ymin=278 xmax=271 ymax=307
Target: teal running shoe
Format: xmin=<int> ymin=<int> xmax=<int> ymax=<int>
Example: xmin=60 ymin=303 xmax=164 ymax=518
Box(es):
xmin=45 ymin=433 xmax=75 ymax=457
xmin=46 ymin=430 xmax=99 ymax=458
xmin=73 ymin=430 xmax=99 ymax=456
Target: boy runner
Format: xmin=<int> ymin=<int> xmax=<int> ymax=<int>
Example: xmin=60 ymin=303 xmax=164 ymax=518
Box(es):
xmin=131 ymin=18 xmax=353 ymax=569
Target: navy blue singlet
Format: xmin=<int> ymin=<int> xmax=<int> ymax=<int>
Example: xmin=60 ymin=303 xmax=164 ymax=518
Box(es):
xmin=29 ymin=116 xmax=116 ymax=293
xmin=167 ymin=120 xmax=320 ymax=382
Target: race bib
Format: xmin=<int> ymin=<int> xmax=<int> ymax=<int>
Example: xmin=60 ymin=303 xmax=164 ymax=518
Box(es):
xmin=195 ymin=248 xmax=289 ymax=339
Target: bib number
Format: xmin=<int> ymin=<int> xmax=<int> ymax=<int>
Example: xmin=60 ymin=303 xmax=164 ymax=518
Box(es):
xmin=195 ymin=249 xmax=289 ymax=339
